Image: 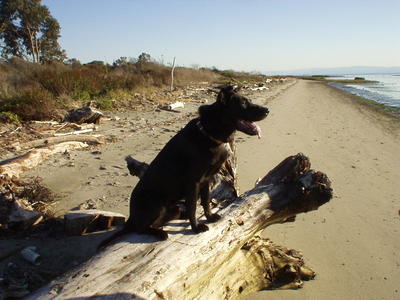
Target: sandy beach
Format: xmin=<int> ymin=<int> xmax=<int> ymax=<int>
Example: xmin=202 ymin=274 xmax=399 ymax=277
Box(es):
xmin=241 ymin=80 xmax=400 ymax=300
xmin=1 ymin=79 xmax=399 ymax=299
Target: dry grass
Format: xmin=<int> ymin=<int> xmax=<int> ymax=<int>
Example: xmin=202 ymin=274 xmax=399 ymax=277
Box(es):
xmin=17 ymin=177 xmax=56 ymax=219
xmin=0 ymin=58 xmax=268 ymax=121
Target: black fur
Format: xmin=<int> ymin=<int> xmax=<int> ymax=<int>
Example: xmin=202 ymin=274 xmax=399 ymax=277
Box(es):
xmin=99 ymin=85 xmax=269 ymax=248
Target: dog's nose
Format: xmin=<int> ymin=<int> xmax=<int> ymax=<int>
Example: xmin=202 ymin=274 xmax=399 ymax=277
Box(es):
xmin=263 ymin=107 xmax=269 ymax=116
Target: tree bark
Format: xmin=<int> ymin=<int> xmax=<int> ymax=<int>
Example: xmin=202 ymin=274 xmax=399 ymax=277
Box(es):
xmin=27 ymin=153 xmax=332 ymax=300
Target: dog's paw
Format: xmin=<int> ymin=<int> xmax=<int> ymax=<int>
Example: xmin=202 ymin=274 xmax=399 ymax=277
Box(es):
xmin=193 ymin=223 xmax=209 ymax=233
xmin=206 ymin=213 xmax=221 ymax=223
xmin=157 ymin=230 xmax=169 ymax=241
xmin=147 ymin=228 xmax=168 ymax=240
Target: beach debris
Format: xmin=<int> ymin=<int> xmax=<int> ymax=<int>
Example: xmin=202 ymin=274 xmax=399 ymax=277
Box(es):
xmin=20 ymin=246 xmax=41 ymax=265
xmin=250 ymin=86 xmax=269 ymax=91
xmin=64 ymin=105 xmax=104 ymax=124
xmin=0 ymin=176 xmax=55 ymax=231
xmin=10 ymin=134 xmax=104 ymax=152
xmin=160 ymin=101 xmax=185 ymax=112
xmin=64 ymin=209 xmax=126 ymax=235
xmin=62 ymin=123 xmax=97 ymax=131
xmin=8 ymin=201 xmax=43 ymax=230
xmin=54 ymin=128 xmax=94 ymax=137
xmin=0 ymin=142 xmax=89 ymax=178
xmin=0 ymin=263 xmax=30 ymax=298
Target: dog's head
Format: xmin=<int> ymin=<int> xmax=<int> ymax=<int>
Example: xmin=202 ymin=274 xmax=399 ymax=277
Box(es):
xmin=216 ymin=85 xmax=269 ymax=137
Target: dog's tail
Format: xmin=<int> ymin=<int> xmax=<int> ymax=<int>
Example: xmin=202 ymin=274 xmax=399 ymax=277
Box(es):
xmin=97 ymin=225 xmax=133 ymax=250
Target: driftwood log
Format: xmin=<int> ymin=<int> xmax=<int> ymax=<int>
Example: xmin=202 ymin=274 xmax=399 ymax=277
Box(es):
xmin=28 ymin=153 xmax=332 ymax=300
xmin=0 ymin=142 xmax=89 ymax=179
xmin=10 ymin=134 xmax=104 ymax=152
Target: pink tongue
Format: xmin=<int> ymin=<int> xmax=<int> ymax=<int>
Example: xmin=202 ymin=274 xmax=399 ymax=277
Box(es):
xmin=238 ymin=120 xmax=262 ymax=138
xmin=254 ymin=123 xmax=261 ymax=139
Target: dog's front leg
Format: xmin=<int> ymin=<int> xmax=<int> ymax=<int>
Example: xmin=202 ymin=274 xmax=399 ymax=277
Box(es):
xmin=186 ymin=184 xmax=209 ymax=233
xmin=200 ymin=182 xmax=221 ymax=222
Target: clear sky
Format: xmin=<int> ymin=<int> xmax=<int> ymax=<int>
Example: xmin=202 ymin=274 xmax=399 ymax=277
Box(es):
xmin=42 ymin=0 xmax=400 ymax=73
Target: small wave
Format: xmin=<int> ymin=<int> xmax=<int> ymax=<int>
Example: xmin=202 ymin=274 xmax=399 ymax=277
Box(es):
xmin=327 ymin=74 xmax=400 ymax=108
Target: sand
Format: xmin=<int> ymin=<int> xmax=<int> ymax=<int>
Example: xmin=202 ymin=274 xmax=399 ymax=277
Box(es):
xmin=1 ymin=79 xmax=399 ymax=299
xmin=240 ymin=80 xmax=400 ymax=300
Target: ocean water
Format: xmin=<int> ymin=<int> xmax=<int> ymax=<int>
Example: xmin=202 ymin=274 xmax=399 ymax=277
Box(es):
xmin=327 ymin=74 xmax=400 ymax=108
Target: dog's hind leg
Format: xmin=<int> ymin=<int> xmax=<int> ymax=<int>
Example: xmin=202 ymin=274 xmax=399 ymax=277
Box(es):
xmin=134 ymin=207 xmax=169 ymax=240
xmin=200 ymin=182 xmax=221 ymax=222
xmin=185 ymin=184 xmax=209 ymax=233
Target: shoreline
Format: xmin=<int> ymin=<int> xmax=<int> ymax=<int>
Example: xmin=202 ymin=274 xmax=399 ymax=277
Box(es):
xmin=325 ymin=81 xmax=400 ymax=117
xmin=239 ymin=79 xmax=400 ymax=300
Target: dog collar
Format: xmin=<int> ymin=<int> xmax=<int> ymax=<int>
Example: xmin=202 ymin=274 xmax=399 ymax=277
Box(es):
xmin=196 ymin=120 xmax=226 ymax=145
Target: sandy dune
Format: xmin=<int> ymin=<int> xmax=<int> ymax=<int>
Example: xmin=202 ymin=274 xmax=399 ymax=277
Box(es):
xmin=240 ymin=80 xmax=400 ymax=300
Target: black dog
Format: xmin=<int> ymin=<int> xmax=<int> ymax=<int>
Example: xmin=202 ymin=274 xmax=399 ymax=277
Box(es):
xmin=99 ymin=85 xmax=269 ymax=246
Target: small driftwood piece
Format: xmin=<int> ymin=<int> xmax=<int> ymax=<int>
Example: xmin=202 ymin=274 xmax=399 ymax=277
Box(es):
xmin=0 ymin=142 xmax=88 ymax=178
xmin=159 ymin=101 xmax=185 ymax=112
xmin=64 ymin=106 xmax=103 ymax=124
xmin=54 ymin=128 xmax=94 ymax=137
xmin=10 ymin=135 xmax=104 ymax=151
xmin=28 ymin=153 xmax=332 ymax=300
xmin=64 ymin=209 xmax=126 ymax=236
xmin=167 ymin=101 xmax=184 ymax=110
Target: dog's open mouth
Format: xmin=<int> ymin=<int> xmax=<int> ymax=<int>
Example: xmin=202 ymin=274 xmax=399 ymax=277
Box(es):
xmin=236 ymin=120 xmax=262 ymax=138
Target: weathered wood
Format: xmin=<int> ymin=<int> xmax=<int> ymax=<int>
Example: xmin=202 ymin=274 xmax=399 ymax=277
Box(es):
xmin=10 ymin=134 xmax=104 ymax=151
xmin=64 ymin=106 xmax=103 ymax=124
xmin=7 ymin=199 xmax=43 ymax=230
xmin=170 ymin=57 xmax=176 ymax=91
xmin=0 ymin=142 xmax=88 ymax=178
xmin=27 ymin=153 xmax=332 ymax=300
xmin=64 ymin=209 xmax=126 ymax=236
xmin=53 ymin=128 xmax=94 ymax=136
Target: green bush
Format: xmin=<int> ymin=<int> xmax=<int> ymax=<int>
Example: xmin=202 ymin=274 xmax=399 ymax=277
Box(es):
xmin=0 ymin=111 xmax=21 ymax=124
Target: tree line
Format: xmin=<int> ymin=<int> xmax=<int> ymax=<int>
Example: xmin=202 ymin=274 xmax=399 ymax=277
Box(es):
xmin=0 ymin=0 xmax=65 ymax=63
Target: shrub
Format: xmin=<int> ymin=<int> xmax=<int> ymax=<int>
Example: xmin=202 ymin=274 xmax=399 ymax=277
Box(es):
xmin=0 ymin=111 xmax=21 ymax=124
xmin=1 ymin=88 xmax=57 ymax=121
xmin=0 ymin=57 xmax=269 ymax=120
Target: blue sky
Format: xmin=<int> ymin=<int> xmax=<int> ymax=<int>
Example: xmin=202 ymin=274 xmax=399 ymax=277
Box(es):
xmin=43 ymin=0 xmax=400 ymax=72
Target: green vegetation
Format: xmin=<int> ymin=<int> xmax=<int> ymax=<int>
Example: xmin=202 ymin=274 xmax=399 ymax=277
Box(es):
xmin=0 ymin=111 xmax=20 ymax=124
xmin=0 ymin=0 xmax=65 ymax=63
xmin=0 ymin=55 xmax=270 ymax=121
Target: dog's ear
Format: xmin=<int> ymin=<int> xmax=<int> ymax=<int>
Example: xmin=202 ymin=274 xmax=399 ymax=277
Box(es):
xmin=216 ymin=85 xmax=235 ymax=104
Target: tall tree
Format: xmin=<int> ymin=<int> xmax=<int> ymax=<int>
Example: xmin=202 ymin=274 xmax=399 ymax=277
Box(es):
xmin=0 ymin=0 xmax=66 ymax=63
